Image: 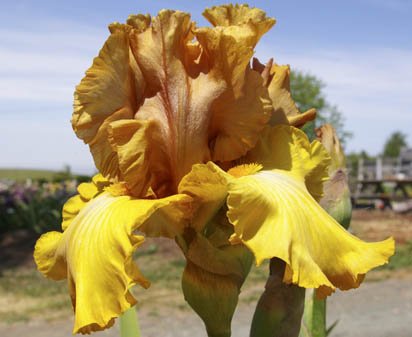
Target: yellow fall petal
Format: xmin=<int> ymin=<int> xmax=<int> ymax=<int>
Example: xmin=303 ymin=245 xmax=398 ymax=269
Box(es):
xmin=61 ymin=195 xmax=85 ymax=231
xmin=62 ymin=175 xmax=109 ymax=231
xmin=244 ymin=125 xmax=331 ymax=200
xmin=34 ymin=231 xmax=67 ymax=280
xmin=226 ymin=170 xmax=394 ymax=297
xmin=34 ymin=192 xmax=189 ymax=334
xmin=138 ymin=193 xmax=193 ymax=238
xmin=305 ymin=140 xmax=332 ymax=201
xmin=92 ymin=173 xmax=111 ymax=189
xmin=77 ymin=182 xmax=99 ymax=200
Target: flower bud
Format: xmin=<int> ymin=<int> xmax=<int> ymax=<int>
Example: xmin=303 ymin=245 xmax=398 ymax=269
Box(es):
xmin=316 ymin=124 xmax=351 ymax=228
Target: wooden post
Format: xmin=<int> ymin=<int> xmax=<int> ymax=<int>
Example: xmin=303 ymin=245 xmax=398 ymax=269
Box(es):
xmin=376 ymin=156 xmax=383 ymax=180
xmin=358 ymin=158 xmax=364 ymax=181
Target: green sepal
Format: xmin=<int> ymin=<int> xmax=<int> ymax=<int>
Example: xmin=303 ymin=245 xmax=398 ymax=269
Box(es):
xmin=180 ymin=227 xmax=253 ymax=337
xmin=250 ymin=259 xmax=305 ymax=337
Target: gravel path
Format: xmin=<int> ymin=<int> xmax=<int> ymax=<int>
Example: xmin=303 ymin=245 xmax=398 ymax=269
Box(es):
xmin=1 ymin=278 xmax=411 ymax=337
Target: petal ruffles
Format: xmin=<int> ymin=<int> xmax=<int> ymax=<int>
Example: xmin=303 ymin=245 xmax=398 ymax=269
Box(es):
xmin=181 ymin=126 xmax=394 ymax=298
xmin=252 ymin=59 xmax=317 ymax=128
xmin=34 ymin=191 xmax=191 ymax=334
xmin=73 ymin=5 xmax=274 ymax=195
xmin=226 ymin=169 xmax=394 ymax=297
xmin=243 ymin=125 xmax=331 ymax=201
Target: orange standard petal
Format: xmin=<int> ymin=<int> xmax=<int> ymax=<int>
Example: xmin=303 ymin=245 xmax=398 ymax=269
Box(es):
xmin=72 ymin=5 xmax=274 ymax=197
xmin=252 ymin=59 xmax=317 ymax=128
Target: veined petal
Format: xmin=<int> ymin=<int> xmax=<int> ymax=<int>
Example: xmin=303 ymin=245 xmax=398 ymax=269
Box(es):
xmin=73 ymin=25 xmax=143 ymax=181
xmin=108 ymin=119 xmax=170 ymax=197
xmin=34 ymin=192 xmax=189 ymax=334
xmin=74 ymin=7 xmax=274 ymax=195
xmin=305 ymin=140 xmax=332 ymax=201
xmin=244 ymin=125 xmax=331 ymax=200
xmin=195 ymin=23 xmax=274 ymax=162
xmin=203 ymin=4 xmax=275 ymax=33
xmin=62 ymin=175 xmax=109 ymax=231
xmin=226 ymin=170 xmax=394 ymax=297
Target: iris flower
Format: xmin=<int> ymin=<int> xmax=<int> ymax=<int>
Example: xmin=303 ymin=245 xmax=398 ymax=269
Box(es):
xmin=34 ymin=4 xmax=394 ymax=334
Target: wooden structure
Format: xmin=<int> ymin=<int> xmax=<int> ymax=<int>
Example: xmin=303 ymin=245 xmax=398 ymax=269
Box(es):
xmin=353 ymin=148 xmax=412 ymax=211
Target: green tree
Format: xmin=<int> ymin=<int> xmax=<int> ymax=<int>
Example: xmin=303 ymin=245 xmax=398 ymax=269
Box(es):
xmin=290 ymin=71 xmax=351 ymax=143
xmin=383 ymin=131 xmax=408 ymax=158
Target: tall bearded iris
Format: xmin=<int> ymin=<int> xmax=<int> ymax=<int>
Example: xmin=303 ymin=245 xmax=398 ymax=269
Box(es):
xmin=34 ymin=4 xmax=394 ymax=335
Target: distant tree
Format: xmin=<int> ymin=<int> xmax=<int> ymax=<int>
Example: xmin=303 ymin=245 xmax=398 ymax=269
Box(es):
xmin=290 ymin=71 xmax=352 ymax=143
xmin=52 ymin=164 xmax=73 ymax=182
xmin=383 ymin=131 xmax=408 ymax=158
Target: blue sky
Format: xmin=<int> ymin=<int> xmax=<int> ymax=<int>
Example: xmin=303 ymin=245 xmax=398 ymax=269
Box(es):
xmin=1 ymin=0 xmax=411 ymax=173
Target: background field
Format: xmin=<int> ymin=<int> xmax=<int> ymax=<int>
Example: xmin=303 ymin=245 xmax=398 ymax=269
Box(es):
xmin=0 ymin=169 xmax=57 ymax=181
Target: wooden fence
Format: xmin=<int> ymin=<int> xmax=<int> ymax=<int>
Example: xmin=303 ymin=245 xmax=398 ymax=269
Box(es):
xmin=353 ymin=148 xmax=412 ymax=212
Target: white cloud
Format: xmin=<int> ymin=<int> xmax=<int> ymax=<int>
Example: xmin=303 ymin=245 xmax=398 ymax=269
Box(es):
xmin=256 ymin=44 xmax=412 ymax=154
xmin=0 ymin=22 xmax=105 ymax=172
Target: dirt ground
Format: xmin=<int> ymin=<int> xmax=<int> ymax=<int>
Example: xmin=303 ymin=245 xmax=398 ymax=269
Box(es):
xmin=1 ymin=210 xmax=411 ymax=337
xmin=350 ymin=209 xmax=412 ymax=243
xmin=2 ymin=275 xmax=412 ymax=337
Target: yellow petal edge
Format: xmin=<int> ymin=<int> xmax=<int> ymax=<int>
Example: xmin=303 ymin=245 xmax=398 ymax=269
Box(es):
xmin=225 ymin=127 xmax=394 ymax=298
xmin=34 ymin=190 xmax=190 ymax=333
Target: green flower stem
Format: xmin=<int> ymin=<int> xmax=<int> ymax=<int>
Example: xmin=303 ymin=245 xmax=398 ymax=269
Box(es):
xmin=299 ymin=290 xmax=326 ymax=337
xmin=250 ymin=258 xmax=305 ymax=337
xmin=120 ymin=306 xmax=141 ymax=337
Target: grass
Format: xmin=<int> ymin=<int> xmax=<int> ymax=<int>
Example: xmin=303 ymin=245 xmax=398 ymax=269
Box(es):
xmin=0 ymin=268 xmax=69 ymax=323
xmin=379 ymin=241 xmax=412 ymax=270
xmin=0 ymin=169 xmax=57 ymax=181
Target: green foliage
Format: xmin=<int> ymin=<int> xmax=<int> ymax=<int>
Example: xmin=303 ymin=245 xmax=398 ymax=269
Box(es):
xmin=0 ymin=180 xmax=77 ymax=234
xmin=0 ymin=169 xmax=56 ymax=181
xmin=290 ymin=72 xmax=325 ymax=113
xmin=383 ymin=131 xmax=408 ymax=158
xmin=290 ymin=71 xmax=351 ymax=143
